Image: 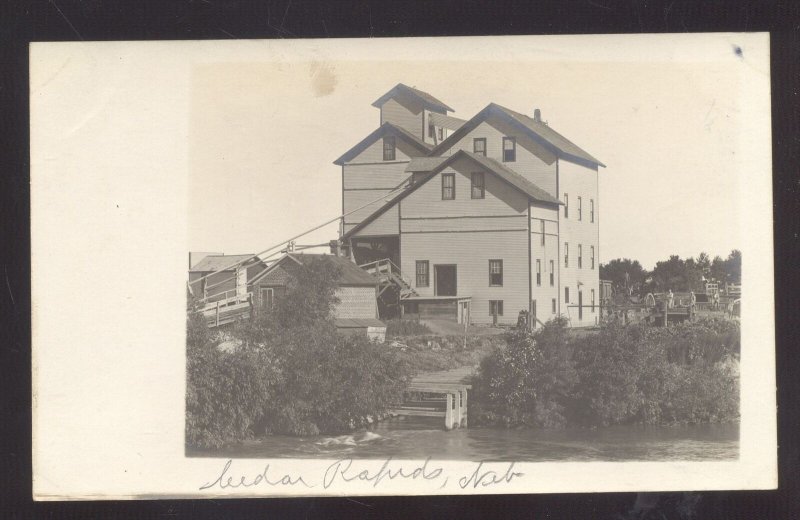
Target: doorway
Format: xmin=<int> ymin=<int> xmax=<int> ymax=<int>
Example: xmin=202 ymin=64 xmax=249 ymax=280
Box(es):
xmin=434 ymin=265 xmax=457 ymax=296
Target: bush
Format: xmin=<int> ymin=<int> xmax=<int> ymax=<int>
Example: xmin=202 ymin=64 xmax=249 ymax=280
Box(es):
xmin=186 ymin=257 xmax=412 ymax=447
xmin=470 ymin=317 xmax=740 ymax=429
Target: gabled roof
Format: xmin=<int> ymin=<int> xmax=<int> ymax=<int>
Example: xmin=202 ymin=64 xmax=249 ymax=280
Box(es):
xmin=429 ymin=103 xmax=605 ymax=168
xmin=333 ymin=122 xmax=433 ymax=166
xmin=371 ymin=83 xmax=454 ymax=113
xmin=250 ymin=253 xmax=378 ymax=287
xmin=342 ymin=150 xmax=560 ymax=240
xmin=189 ymin=254 xmax=260 ymax=273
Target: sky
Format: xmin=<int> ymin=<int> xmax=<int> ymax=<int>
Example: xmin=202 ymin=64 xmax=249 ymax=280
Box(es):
xmin=188 ymin=40 xmax=749 ymax=270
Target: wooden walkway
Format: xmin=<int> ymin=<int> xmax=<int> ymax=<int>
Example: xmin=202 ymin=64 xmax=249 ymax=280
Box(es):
xmin=390 ymin=366 xmax=475 ymax=431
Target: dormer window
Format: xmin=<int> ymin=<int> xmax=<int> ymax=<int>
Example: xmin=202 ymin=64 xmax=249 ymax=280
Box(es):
xmin=437 ymin=127 xmax=444 ymax=141
xmin=473 ymin=138 xmax=486 ymax=156
xmin=502 ymin=137 xmax=516 ymax=162
xmin=428 ymin=124 xmax=435 ymax=139
xmin=383 ymin=136 xmax=396 ymax=161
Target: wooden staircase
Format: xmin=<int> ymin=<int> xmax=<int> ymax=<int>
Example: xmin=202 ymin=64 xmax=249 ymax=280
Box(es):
xmin=359 ymin=258 xmax=417 ymax=300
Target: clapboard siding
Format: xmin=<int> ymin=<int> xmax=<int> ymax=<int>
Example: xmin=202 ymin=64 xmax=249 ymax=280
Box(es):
xmin=343 ymin=189 xmax=394 ymax=225
xmin=558 ymin=159 xmax=600 ymax=327
xmin=354 ymin=204 xmax=399 ymax=236
xmin=401 ymin=231 xmax=529 ymax=325
xmin=334 ymin=287 xmax=378 ymax=319
xmin=402 ymin=215 xmax=527 ymax=233
xmin=343 ymin=162 xmax=411 ymax=190
xmin=444 ymin=119 xmax=558 ymax=197
xmin=380 ymin=96 xmax=424 ymax=139
xmin=401 ymin=156 xmax=529 ymax=218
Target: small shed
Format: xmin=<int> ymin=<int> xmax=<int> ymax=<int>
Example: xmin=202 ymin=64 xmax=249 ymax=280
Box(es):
xmin=248 ymin=253 xmax=386 ymax=339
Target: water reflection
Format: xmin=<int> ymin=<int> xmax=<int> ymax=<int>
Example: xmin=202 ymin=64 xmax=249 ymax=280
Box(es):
xmin=189 ymin=418 xmax=738 ymax=462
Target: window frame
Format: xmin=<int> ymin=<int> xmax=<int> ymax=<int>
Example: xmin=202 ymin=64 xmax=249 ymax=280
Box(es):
xmin=564 ymin=242 xmax=569 ymax=268
xmin=591 ymin=246 xmax=595 ymax=269
xmin=473 ymin=137 xmax=487 ymax=156
xmin=549 ymin=260 xmax=555 ymax=286
xmin=382 ymin=136 xmax=396 ymax=161
xmin=591 ymin=289 xmax=596 ymax=312
xmin=590 ymin=199 xmax=595 ymax=223
xmin=536 ymin=259 xmax=541 ymax=286
xmin=540 ymin=220 xmax=545 ymax=245
xmin=578 ymin=196 xmax=583 ymax=221
xmin=489 ymin=300 xmax=504 ymax=316
xmin=552 ymin=298 xmax=557 ymax=314
xmin=532 ymin=299 xmax=537 ymax=320
xmin=565 ymin=287 xmax=570 ymax=304
xmin=489 ymin=259 xmax=504 ymax=287
xmin=441 ymin=172 xmax=455 ymax=200
xmin=428 ymin=123 xmax=435 ymax=139
xmin=260 ymin=287 xmax=275 ymax=311
xmin=502 ymin=136 xmax=516 ymax=162
xmin=415 ymin=260 xmax=429 ymax=287
xmin=471 ymin=172 xmax=485 ymax=199
xmin=437 ymin=127 xmax=444 ymax=141
xmin=578 ymin=244 xmax=583 ymax=269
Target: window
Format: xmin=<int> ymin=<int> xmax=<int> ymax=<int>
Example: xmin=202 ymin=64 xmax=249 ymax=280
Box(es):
xmin=590 ymin=199 xmax=595 ymax=222
xmin=552 ymin=298 xmax=557 ymax=314
xmin=471 ymin=172 xmax=485 ymax=199
xmin=565 ymin=287 xmax=570 ymax=303
xmin=416 ymin=260 xmax=429 ymax=287
xmin=428 ymin=124 xmax=435 ymax=139
xmin=540 ymin=220 xmax=545 ymax=245
xmin=564 ymin=242 xmax=569 ymax=268
xmin=578 ymin=244 xmax=583 ymax=269
xmin=578 ymin=196 xmax=583 ymax=221
xmin=591 ymin=289 xmax=596 ymax=312
xmin=564 ymin=193 xmax=569 ymax=218
xmin=261 ymin=287 xmax=274 ymax=311
xmin=442 ymin=173 xmax=455 ymax=200
xmin=383 ymin=136 xmax=396 ymax=161
xmin=532 ymin=300 xmax=537 ymax=320
xmin=591 ymin=246 xmax=595 ymax=269
xmin=549 ymin=260 xmax=554 ymax=286
xmin=489 ymin=300 xmax=504 ymax=316
xmin=437 ymin=127 xmax=444 ymax=141
xmin=473 ymin=138 xmax=486 ymax=156
xmin=536 ymin=259 xmax=541 ymax=286
xmin=502 ymin=137 xmax=516 ymax=162
xmin=489 ymin=259 xmax=503 ymax=286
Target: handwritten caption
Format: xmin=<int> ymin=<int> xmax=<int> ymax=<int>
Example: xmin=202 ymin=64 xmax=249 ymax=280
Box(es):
xmin=200 ymin=458 xmax=523 ymax=492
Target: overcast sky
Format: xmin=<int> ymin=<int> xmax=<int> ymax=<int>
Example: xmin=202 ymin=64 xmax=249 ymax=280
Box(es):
xmin=188 ymin=38 xmax=752 ymax=270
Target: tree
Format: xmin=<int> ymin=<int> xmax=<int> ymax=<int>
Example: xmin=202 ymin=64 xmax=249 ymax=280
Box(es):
xmin=725 ymin=249 xmax=742 ymax=283
xmin=648 ymin=255 xmax=704 ymax=293
xmin=599 ymin=258 xmax=648 ymax=296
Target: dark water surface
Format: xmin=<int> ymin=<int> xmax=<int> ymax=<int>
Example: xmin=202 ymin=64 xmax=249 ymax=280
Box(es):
xmin=190 ymin=419 xmax=738 ymax=462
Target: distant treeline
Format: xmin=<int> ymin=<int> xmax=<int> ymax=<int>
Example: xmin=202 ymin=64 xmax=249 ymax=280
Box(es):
xmin=600 ymin=250 xmax=741 ymax=296
xmin=469 ymin=317 xmax=740 ymax=429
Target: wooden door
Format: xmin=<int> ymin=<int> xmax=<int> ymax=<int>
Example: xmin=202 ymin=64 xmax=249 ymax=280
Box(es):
xmin=434 ymin=265 xmax=457 ymax=296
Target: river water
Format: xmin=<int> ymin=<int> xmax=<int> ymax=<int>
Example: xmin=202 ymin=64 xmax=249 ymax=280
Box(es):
xmin=190 ymin=418 xmax=738 ymax=462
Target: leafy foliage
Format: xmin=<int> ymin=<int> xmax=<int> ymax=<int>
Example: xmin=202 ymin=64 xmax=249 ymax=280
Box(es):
xmin=385 ymin=319 xmax=433 ymax=338
xmin=470 ymin=318 xmax=740 ymax=429
xmin=186 ymin=257 xmax=412 ymax=447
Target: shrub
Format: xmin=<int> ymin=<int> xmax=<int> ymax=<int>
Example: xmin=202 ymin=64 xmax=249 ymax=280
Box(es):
xmin=470 ymin=317 xmax=740 ymax=429
xmin=186 ymin=257 xmax=413 ymax=447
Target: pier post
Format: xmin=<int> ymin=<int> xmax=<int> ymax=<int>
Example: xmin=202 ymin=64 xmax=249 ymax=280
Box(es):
xmin=452 ymin=390 xmax=462 ymax=429
xmin=444 ymin=393 xmax=453 ymax=431
xmin=460 ymin=389 xmax=468 ymax=428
